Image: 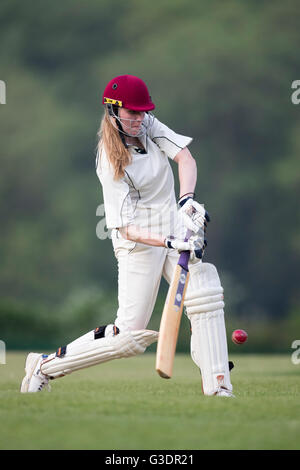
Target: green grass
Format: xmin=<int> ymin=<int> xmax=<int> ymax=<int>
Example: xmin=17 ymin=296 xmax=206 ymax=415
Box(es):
xmin=0 ymin=352 xmax=299 ymax=450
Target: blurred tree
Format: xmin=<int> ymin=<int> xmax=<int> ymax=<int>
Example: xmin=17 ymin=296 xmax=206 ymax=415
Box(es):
xmin=0 ymin=0 xmax=299 ymax=327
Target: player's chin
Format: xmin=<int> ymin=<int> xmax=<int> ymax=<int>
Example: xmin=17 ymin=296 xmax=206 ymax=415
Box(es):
xmin=132 ymin=122 xmax=144 ymax=132
xmin=124 ymin=127 xmax=138 ymax=136
xmin=130 ymin=127 xmax=141 ymax=135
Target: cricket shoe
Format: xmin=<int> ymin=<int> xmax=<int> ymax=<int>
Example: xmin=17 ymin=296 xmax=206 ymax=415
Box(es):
xmin=20 ymin=353 xmax=51 ymax=393
xmin=215 ymin=387 xmax=235 ymax=398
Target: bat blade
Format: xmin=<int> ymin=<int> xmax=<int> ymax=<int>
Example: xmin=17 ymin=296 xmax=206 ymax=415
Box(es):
xmin=156 ymin=263 xmax=190 ymax=379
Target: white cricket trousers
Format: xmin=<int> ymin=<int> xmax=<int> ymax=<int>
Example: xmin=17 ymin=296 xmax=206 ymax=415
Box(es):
xmin=111 ymin=229 xmax=233 ymax=395
xmin=111 ymin=228 xmax=200 ymax=331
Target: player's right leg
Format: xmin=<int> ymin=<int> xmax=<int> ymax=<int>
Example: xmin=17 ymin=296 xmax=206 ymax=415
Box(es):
xmin=21 ymin=234 xmax=166 ymax=393
xmin=20 ymin=325 xmax=158 ymax=393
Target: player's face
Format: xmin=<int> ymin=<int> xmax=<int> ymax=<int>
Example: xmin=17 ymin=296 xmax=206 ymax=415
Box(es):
xmin=119 ymin=108 xmax=145 ymax=136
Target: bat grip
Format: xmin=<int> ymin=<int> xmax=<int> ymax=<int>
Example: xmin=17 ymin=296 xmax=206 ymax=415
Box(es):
xmin=178 ymin=229 xmax=193 ymax=271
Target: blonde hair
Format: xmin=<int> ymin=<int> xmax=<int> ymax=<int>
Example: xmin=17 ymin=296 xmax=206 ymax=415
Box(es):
xmin=97 ymin=109 xmax=131 ymax=180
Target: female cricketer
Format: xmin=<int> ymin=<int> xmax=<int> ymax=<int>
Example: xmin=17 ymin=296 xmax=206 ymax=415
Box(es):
xmin=21 ymin=75 xmax=234 ymax=397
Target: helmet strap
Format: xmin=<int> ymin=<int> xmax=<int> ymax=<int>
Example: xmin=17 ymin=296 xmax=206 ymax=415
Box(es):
xmin=115 ymin=116 xmax=128 ymax=149
xmin=106 ymin=104 xmax=128 ymax=149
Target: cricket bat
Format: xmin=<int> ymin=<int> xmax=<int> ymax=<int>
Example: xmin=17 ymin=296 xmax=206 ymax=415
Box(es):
xmin=156 ymin=229 xmax=192 ymax=379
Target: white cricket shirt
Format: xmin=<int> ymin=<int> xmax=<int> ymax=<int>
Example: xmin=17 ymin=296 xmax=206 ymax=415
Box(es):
xmin=96 ymin=116 xmax=192 ymax=237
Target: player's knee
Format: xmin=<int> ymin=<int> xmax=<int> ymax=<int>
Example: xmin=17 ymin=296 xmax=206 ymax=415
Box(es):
xmin=185 ymin=263 xmax=224 ymax=317
xmin=189 ymin=262 xmax=221 ymax=287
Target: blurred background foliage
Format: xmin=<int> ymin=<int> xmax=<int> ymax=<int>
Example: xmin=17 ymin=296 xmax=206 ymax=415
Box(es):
xmin=0 ymin=0 xmax=299 ymax=353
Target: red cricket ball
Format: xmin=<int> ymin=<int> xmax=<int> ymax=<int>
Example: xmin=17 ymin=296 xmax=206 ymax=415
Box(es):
xmin=232 ymin=329 xmax=248 ymax=345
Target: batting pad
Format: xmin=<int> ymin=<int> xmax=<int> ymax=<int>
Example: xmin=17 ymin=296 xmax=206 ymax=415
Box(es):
xmin=184 ymin=263 xmax=232 ymax=395
xmin=41 ymin=327 xmax=158 ymax=379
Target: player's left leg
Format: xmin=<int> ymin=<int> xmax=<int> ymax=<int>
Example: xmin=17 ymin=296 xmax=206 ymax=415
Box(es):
xmin=163 ymin=252 xmax=233 ymax=397
xmin=185 ymin=261 xmax=233 ymax=396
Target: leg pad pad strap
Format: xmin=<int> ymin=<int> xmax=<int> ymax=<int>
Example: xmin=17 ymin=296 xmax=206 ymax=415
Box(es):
xmin=184 ymin=287 xmax=224 ymax=315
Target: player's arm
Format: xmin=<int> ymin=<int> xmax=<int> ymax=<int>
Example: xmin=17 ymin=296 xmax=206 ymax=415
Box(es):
xmin=174 ymin=147 xmax=210 ymax=234
xmin=119 ymin=224 xmax=205 ymax=260
xmin=119 ymin=224 xmax=165 ymax=247
xmin=173 ymin=147 xmax=197 ymax=201
xmin=119 ymin=149 xmax=203 ymax=250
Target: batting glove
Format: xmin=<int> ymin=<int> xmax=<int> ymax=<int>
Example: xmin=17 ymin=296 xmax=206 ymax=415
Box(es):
xmin=178 ymin=196 xmax=210 ymax=236
xmin=164 ymin=234 xmax=207 ymax=261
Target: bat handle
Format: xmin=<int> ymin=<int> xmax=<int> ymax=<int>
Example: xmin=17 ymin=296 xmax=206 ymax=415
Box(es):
xmin=178 ymin=229 xmax=193 ymax=271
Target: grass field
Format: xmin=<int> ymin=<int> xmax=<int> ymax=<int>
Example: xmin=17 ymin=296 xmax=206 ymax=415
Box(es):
xmin=0 ymin=352 xmax=299 ymax=450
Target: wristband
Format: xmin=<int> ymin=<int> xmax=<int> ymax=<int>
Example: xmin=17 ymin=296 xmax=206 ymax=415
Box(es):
xmin=178 ymin=193 xmax=194 ymax=208
xmin=164 ymin=236 xmax=175 ymax=249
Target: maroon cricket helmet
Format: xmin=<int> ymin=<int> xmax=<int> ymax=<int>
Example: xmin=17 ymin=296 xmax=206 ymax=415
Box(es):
xmin=102 ymin=75 xmax=155 ymax=112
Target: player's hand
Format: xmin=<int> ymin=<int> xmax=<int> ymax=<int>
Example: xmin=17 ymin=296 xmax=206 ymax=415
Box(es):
xmin=178 ymin=197 xmax=210 ymax=236
xmin=164 ymin=234 xmax=207 ymax=260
